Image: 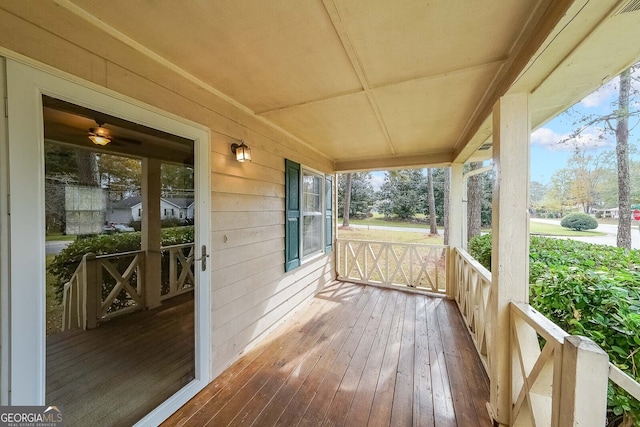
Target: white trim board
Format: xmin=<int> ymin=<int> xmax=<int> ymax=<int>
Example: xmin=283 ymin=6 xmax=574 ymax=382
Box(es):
xmin=3 ymin=58 xmax=211 ymax=425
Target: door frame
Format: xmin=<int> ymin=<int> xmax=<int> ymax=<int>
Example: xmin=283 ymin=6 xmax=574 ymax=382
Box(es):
xmin=3 ymin=58 xmax=211 ymax=425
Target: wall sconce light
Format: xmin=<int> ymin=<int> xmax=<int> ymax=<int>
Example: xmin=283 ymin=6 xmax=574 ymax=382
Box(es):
xmin=89 ymin=126 xmax=112 ymax=146
xmin=231 ymin=140 xmax=252 ymax=162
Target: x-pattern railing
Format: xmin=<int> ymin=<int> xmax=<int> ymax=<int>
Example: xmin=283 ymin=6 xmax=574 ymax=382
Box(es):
xmin=97 ymin=250 xmax=145 ymax=319
xmin=161 ymin=243 xmax=195 ymax=300
xmin=454 ymin=248 xmax=492 ymax=371
xmin=510 ymin=302 xmax=568 ymax=427
xmin=62 ymin=243 xmax=195 ymax=330
xmin=337 ymin=239 xmax=448 ymax=294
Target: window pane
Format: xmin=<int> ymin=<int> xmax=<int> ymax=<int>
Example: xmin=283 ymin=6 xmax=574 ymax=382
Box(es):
xmin=302 ymin=170 xmax=323 ymax=257
xmin=303 ymin=214 xmax=322 ymax=256
xmin=303 ymin=174 xmax=321 ymax=213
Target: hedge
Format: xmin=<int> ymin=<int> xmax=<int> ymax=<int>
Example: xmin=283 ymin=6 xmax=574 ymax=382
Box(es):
xmin=468 ymin=234 xmax=640 ymax=425
xmin=49 ymin=226 xmax=194 ymax=303
xmin=560 ymin=212 xmax=599 ymax=231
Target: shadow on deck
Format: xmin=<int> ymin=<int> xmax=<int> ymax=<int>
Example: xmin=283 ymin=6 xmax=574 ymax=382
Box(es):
xmin=164 ymin=281 xmax=492 ymax=427
xmin=46 ymin=292 xmax=195 ymax=426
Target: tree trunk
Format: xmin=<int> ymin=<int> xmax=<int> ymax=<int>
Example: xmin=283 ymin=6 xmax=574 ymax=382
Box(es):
xmin=76 ymin=150 xmax=99 ymax=186
xmin=342 ymin=173 xmax=352 ymax=227
xmin=467 ymin=162 xmax=483 ymax=241
xmin=427 ymin=168 xmax=438 ymax=235
xmin=616 ymin=68 xmax=631 ymax=249
xmin=443 ymin=169 xmax=450 ymax=245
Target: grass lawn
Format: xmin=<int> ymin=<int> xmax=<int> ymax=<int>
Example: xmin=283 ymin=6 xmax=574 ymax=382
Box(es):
xmin=343 ymin=213 xmax=431 ymax=229
xmin=338 ymin=227 xmax=444 ymax=244
xmin=342 ymin=214 xmax=606 ymax=237
xmin=529 ymin=221 xmax=606 ymax=237
xmin=46 ymin=254 xmax=63 ymax=335
xmin=46 ymin=233 xmax=77 ymax=242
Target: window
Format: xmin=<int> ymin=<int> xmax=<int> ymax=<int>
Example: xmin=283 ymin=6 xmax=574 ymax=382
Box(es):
xmin=285 ymin=159 xmax=333 ymax=272
xmin=302 ymin=171 xmax=323 ymax=257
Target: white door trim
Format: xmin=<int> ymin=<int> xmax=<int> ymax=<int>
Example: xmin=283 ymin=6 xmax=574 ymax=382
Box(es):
xmin=4 ymin=59 xmax=211 ymax=424
xmin=0 ymin=57 xmax=10 ymax=406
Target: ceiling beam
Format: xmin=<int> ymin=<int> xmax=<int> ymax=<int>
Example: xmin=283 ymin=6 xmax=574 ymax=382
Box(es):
xmin=334 ymin=150 xmax=453 ymax=173
xmin=54 ymin=0 xmax=334 ymax=163
xmin=255 ymin=58 xmax=507 ymax=116
xmin=321 ymin=0 xmax=396 ymax=155
xmin=453 ymin=0 xmax=575 ymax=162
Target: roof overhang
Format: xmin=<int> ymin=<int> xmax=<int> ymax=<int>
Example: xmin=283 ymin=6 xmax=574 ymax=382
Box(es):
xmin=7 ymin=0 xmax=640 ymax=171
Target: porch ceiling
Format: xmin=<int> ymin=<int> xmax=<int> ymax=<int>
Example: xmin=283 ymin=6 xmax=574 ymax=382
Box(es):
xmin=52 ymin=0 xmax=640 ymax=170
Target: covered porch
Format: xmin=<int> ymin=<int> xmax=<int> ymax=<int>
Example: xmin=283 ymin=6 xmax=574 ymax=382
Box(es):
xmin=2 ymin=0 xmax=640 ymax=426
xmin=162 ymin=281 xmax=492 ymax=427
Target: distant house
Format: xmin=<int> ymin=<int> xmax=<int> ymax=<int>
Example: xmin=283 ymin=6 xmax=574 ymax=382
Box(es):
xmin=107 ymin=195 xmax=194 ymax=224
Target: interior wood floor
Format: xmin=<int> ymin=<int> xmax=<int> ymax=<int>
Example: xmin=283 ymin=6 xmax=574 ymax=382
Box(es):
xmin=164 ymin=281 xmax=492 ymax=427
xmin=46 ymin=292 xmax=195 ymax=427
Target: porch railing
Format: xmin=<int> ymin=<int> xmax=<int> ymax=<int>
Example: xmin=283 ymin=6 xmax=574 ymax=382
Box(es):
xmin=62 ymin=243 xmax=195 ymax=330
xmin=160 ymin=243 xmax=195 ymax=301
xmin=453 ymin=247 xmax=492 ymax=371
xmin=336 ymin=239 xmax=448 ymax=294
xmin=453 ymin=247 xmax=640 ymax=426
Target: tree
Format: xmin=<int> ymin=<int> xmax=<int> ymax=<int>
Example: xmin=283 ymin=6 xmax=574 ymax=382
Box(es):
xmin=342 ymin=173 xmax=353 ymax=227
xmin=563 ymin=64 xmax=639 ymax=248
xmin=529 ymin=181 xmax=548 ymax=216
xmin=378 ymin=169 xmax=426 ymax=219
xmin=467 ymin=162 xmax=483 ymax=240
xmin=427 ymin=169 xmax=438 ymax=235
xmin=545 ymin=168 xmax=573 ymax=217
xmin=565 ymin=146 xmax=612 ymax=214
xmin=338 ymin=172 xmax=375 ymax=219
xmin=616 ymin=68 xmax=631 ymax=248
xmin=161 ymin=163 xmax=194 ymax=196
xmin=98 ymin=154 xmax=142 ymax=201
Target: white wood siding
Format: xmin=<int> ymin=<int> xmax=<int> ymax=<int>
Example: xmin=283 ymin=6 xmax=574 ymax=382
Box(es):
xmin=0 ymin=3 xmax=335 ymax=377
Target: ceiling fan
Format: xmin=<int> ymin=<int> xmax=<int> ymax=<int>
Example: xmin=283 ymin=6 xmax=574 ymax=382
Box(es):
xmin=88 ymin=121 xmax=142 ymax=147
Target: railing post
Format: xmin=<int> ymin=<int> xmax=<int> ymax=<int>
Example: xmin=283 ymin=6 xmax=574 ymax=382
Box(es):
xmin=169 ymin=248 xmax=178 ymax=295
xmin=83 ymin=253 xmax=99 ymax=330
xmin=559 ymin=336 xmax=609 ymax=426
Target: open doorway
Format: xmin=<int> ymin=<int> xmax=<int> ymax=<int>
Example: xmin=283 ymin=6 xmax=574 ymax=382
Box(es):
xmin=4 ymin=60 xmax=210 ymax=426
xmin=43 ymin=96 xmax=196 ymax=425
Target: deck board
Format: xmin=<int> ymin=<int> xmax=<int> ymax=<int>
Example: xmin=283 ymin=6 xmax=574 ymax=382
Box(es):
xmin=162 ymin=281 xmax=492 ymax=427
xmin=46 ymin=292 xmax=195 ymax=427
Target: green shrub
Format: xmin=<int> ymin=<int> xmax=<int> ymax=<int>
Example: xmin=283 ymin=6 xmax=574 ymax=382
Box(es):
xmin=468 ymin=233 xmax=492 ymax=270
xmin=468 ymin=234 xmax=640 ymax=424
xmin=49 ymin=226 xmax=194 ymax=303
xmin=560 ymin=212 xmax=598 ymax=231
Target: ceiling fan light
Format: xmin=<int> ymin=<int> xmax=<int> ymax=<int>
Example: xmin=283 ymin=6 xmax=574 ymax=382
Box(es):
xmin=89 ymin=126 xmax=111 ymax=146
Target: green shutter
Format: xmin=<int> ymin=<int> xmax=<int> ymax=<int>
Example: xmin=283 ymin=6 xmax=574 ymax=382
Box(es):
xmin=285 ymin=159 xmax=301 ymax=271
xmin=325 ymin=174 xmax=333 ymax=253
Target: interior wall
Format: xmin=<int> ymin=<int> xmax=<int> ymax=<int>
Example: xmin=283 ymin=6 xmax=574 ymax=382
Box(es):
xmin=0 ymin=3 xmax=335 ymax=377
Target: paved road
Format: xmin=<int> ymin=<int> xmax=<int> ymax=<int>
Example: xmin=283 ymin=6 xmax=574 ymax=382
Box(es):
xmin=350 ymin=220 xmax=640 ymax=249
xmin=531 ymin=218 xmax=640 ymax=249
xmin=46 ymin=240 xmax=71 ymax=255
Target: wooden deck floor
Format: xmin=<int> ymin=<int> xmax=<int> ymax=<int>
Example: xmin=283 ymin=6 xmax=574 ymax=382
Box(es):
xmin=46 ymin=292 xmax=195 ymax=427
xmin=163 ymin=281 xmax=492 ymax=427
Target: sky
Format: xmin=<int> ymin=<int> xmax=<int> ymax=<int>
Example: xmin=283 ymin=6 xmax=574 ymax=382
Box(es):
xmin=530 ymin=68 xmax=640 ymax=183
xmin=368 ymin=67 xmax=639 ymax=190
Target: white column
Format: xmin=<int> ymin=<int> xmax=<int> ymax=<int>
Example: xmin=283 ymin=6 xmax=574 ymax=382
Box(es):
xmin=142 ymin=158 xmax=162 ymax=309
xmin=447 ymin=163 xmax=464 ymax=299
xmin=490 ymin=93 xmax=530 ymax=425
